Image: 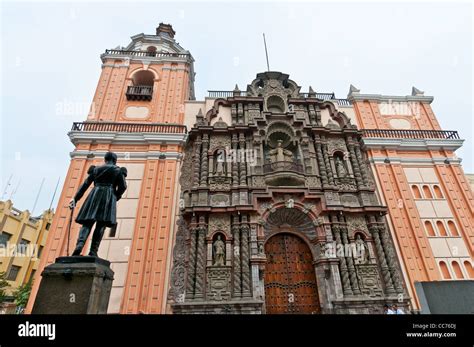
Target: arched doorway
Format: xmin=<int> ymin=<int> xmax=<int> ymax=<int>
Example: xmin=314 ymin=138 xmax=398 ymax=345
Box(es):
xmin=264 ymin=233 xmax=320 ymax=314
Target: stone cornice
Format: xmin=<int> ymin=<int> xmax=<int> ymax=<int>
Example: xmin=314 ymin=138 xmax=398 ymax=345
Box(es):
xmin=348 ymin=93 xmax=434 ymax=104
xmin=361 ymin=138 xmax=464 ymax=152
xmin=68 ymin=131 xmax=188 ymax=146
xmin=70 ymin=150 xmax=182 ymax=160
xmin=368 ymin=156 xmax=463 ymax=165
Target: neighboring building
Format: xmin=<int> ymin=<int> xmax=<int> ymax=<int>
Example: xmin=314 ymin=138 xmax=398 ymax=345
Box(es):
xmin=0 ymin=200 xmax=53 ymax=312
xmin=466 ymin=174 xmax=474 ymax=192
xmin=26 ymin=23 xmax=474 ymax=314
xmin=26 ymin=23 xmax=194 ymax=314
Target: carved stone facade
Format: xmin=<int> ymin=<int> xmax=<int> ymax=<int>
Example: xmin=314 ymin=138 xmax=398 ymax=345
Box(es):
xmin=169 ymin=72 xmax=409 ymax=314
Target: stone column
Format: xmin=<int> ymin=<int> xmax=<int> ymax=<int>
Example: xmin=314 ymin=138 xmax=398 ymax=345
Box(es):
xmin=346 ymin=137 xmax=363 ymax=188
xmin=339 ymin=215 xmax=361 ymax=295
xmin=322 ymin=138 xmax=335 ymax=185
xmin=232 ymin=134 xmax=239 ymax=187
xmin=193 ymin=135 xmax=202 ymax=188
xmin=186 ymin=222 xmax=197 ymax=299
xmin=368 ymin=216 xmax=395 ymax=295
xmin=377 ymin=215 xmax=404 ymax=293
xmin=354 ymin=143 xmax=369 ymax=186
xmin=232 ymin=217 xmax=242 ymax=298
xmin=200 ymin=134 xmax=209 ymax=187
xmin=194 ymin=217 xmax=207 ymax=299
xmin=331 ymin=215 xmax=352 ymax=296
xmin=241 ymin=217 xmax=251 ymax=297
xmin=239 ymin=133 xmax=247 ymax=186
xmin=315 ymin=136 xmax=328 ymax=186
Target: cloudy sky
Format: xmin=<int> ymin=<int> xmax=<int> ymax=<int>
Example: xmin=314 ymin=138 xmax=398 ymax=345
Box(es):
xmin=1 ymin=0 xmax=472 ymax=213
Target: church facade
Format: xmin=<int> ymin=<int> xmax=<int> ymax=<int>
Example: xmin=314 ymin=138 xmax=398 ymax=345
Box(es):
xmin=168 ymin=71 xmax=408 ymax=314
xmin=26 ymin=24 xmax=474 ymax=314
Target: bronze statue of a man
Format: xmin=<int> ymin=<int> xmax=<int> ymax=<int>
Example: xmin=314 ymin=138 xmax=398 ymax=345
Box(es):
xmin=69 ymin=152 xmax=127 ymax=257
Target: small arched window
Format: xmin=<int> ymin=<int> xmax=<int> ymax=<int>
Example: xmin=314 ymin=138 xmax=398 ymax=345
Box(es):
xmin=411 ymin=185 xmax=421 ymax=199
xmin=422 ymin=185 xmax=433 ymax=199
xmin=452 ymin=261 xmax=464 ymax=279
xmin=436 ymin=221 xmax=447 ymax=236
xmin=463 ymin=261 xmax=474 ymax=278
xmin=146 ymin=45 xmax=157 ymax=56
xmin=424 ymin=221 xmax=436 ymax=237
xmin=132 ymin=70 xmax=155 ymax=86
xmin=439 ymin=261 xmax=451 ymax=279
xmin=447 ymin=221 xmax=459 ymax=236
xmin=433 ymin=185 xmax=444 ymax=199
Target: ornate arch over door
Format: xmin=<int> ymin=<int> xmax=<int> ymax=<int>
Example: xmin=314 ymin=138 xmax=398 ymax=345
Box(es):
xmin=264 ymin=233 xmax=320 ymax=314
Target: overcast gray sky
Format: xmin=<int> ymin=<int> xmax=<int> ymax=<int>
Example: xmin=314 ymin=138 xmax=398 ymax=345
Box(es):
xmin=1 ymin=1 xmax=472 ymax=213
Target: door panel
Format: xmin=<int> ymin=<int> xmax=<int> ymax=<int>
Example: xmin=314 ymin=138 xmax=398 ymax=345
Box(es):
xmin=264 ymin=233 xmax=320 ymax=314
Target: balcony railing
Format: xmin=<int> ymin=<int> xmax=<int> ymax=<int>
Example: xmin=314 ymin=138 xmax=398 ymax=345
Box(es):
xmin=126 ymin=85 xmax=153 ymax=101
xmin=71 ymin=122 xmax=187 ymax=134
xmin=207 ymin=90 xmax=248 ymax=98
xmin=206 ymin=90 xmax=350 ymax=106
xmin=361 ymin=129 xmax=460 ymax=140
xmin=263 ymin=161 xmax=304 ymax=174
xmin=104 ymin=49 xmax=190 ymax=59
xmin=299 ymin=92 xmax=335 ymax=100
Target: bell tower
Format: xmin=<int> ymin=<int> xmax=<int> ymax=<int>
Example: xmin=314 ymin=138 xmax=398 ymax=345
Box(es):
xmin=26 ymin=23 xmax=195 ymax=314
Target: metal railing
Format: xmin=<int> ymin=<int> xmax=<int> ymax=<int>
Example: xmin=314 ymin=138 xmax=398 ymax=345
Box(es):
xmin=207 ymin=90 xmax=248 ymax=98
xmin=361 ymin=129 xmax=460 ymax=140
xmin=263 ymin=161 xmax=304 ymax=174
xmin=126 ymin=85 xmax=153 ymax=101
xmin=104 ymin=49 xmax=190 ymax=59
xmin=71 ymin=122 xmax=187 ymax=134
xmin=206 ymin=90 xmax=350 ymax=105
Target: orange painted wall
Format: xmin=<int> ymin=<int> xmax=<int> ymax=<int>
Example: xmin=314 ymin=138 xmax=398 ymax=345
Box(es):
xmin=353 ymin=99 xmax=474 ymax=309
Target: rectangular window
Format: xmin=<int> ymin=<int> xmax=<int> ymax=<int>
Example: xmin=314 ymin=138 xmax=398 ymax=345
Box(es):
xmin=18 ymin=239 xmax=30 ymax=254
xmin=7 ymin=265 xmax=21 ymax=281
xmin=0 ymin=232 xmax=12 ymax=247
xmin=37 ymin=246 xmax=44 ymax=259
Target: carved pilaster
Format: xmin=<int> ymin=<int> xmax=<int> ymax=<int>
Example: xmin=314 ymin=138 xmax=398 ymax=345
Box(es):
xmin=186 ymin=223 xmax=197 ymax=299
xmin=332 ymin=215 xmax=352 ymax=296
xmin=377 ymin=216 xmax=404 ymax=293
xmin=200 ymin=134 xmax=209 ymax=187
xmin=232 ymin=134 xmax=239 ymax=187
xmin=339 ymin=215 xmax=361 ymax=295
xmin=315 ymin=137 xmax=328 ymax=186
xmin=354 ymin=143 xmax=369 ymax=186
xmin=194 ymin=217 xmax=207 ymax=299
xmin=322 ymin=139 xmax=335 ymax=185
xmin=232 ymin=217 xmax=242 ymax=298
xmin=368 ymin=216 xmax=395 ymax=295
xmin=193 ymin=135 xmax=202 ymax=187
xmin=346 ymin=137 xmax=363 ymax=188
xmin=241 ymin=218 xmax=251 ymax=297
xmin=239 ymin=133 xmax=247 ymax=186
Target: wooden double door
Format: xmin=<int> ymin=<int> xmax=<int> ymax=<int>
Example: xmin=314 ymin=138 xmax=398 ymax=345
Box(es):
xmin=264 ymin=233 xmax=321 ymax=314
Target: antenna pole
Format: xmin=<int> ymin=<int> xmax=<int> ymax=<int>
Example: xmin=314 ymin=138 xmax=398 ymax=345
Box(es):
xmin=9 ymin=178 xmax=21 ymax=200
xmin=2 ymin=174 xmax=13 ymax=200
xmin=49 ymin=177 xmax=61 ymax=210
xmin=31 ymin=178 xmax=45 ymax=215
xmin=263 ymin=33 xmax=270 ymax=71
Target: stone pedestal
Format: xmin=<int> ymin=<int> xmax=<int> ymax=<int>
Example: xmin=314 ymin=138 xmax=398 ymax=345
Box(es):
xmin=32 ymin=256 xmax=114 ymax=314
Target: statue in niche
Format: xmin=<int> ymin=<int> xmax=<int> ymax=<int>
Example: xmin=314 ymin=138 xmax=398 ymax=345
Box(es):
xmin=258 ymin=242 xmax=265 ymax=255
xmin=268 ymin=140 xmax=293 ymax=163
xmin=213 ymin=235 xmax=226 ymax=266
xmin=214 ymin=149 xmax=226 ymax=176
xmin=354 ymin=234 xmax=371 ymax=264
xmin=335 ymin=155 xmax=348 ymax=177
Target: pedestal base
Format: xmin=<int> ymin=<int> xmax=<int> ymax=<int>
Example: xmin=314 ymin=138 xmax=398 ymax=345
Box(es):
xmin=32 ymin=256 xmax=114 ymax=314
